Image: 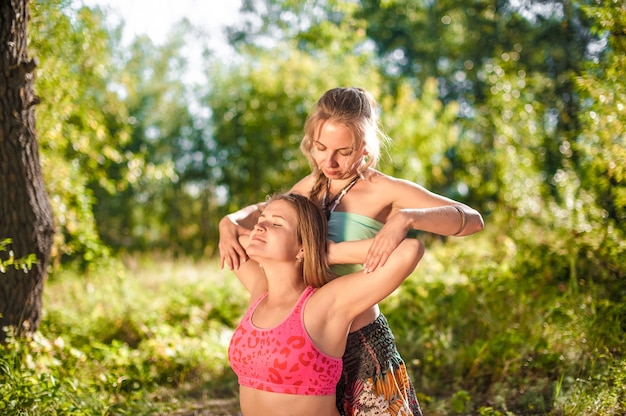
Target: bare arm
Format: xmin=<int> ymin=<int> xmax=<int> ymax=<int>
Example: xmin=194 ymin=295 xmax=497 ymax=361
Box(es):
xmin=332 ymin=238 xmax=423 ymax=319
xmin=388 ymin=204 xmax=484 ymax=237
xmin=231 ymin=234 xmax=268 ymax=299
xmin=364 ymin=176 xmax=484 ymax=271
xmin=218 ymin=203 xmax=265 ymax=270
xmin=307 ymin=238 xmax=424 ymax=356
xmin=387 ymin=177 xmax=484 ymax=236
xmin=328 ymin=238 xmax=398 ymax=273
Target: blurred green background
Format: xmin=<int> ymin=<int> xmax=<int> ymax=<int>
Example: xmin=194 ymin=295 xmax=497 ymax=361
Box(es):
xmin=1 ymin=0 xmax=624 ymax=414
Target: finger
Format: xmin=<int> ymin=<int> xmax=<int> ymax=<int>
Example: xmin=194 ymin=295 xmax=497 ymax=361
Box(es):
xmin=231 ymin=254 xmax=240 ymax=270
xmin=226 ymin=255 xmax=235 ymax=270
xmin=376 ymin=250 xmax=391 ymax=268
xmin=365 ymin=242 xmax=393 ymax=272
xmin=235 ymin=249 xmax=249 ymax=270
xmin=364 ymin=247 xmax=380 ymax=273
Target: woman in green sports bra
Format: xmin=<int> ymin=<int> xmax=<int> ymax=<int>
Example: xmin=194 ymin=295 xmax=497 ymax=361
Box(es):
xmin=219 ymin=87 xmax=485 ymax=415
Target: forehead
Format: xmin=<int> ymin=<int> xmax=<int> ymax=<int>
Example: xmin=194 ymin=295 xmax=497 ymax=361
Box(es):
xmin=262 ymin=199 xmax=298 ymax=221
xmin=316 ymin=121 xmax=354 ymax=147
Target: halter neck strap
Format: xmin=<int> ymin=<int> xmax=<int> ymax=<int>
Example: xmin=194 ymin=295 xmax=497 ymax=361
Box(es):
xmin=321 ymin=176 xmax=360 ymax=216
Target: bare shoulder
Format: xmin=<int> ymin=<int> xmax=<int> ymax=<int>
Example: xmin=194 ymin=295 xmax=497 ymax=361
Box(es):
xmin=290 ymin=173 xmax=316 ymax=194
xmin=365 ymin=169 xmax=426 ymax=192
xmin=362 ymin=169 xmax=455 ymax=209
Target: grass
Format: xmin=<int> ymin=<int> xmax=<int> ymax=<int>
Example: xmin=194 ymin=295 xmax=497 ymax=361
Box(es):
xmin=1 ymin=231 xmax=624 ymax=415
xmin=1 ymin=254 xmax=245 ymax=415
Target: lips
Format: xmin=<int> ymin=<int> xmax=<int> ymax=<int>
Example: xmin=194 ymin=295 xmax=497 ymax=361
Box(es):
xmin=323 ymin=170 xmax=341 ymax=178
xmin=250 ymin=234 xmax=266 ymax=244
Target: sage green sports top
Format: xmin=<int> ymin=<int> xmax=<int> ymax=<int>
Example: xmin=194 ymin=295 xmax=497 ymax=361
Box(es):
xmin=327 ymin=212 xmax=419 ymax=276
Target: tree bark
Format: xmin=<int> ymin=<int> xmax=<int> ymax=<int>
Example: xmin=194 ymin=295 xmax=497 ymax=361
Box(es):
xmin=0 ymin=0 xmax=54 ymax=343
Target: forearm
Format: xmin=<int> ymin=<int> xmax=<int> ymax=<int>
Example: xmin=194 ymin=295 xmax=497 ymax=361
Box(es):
xmin=401 ymin=204 xmax=484 ymax=237
xmin=224 ymin=203 xmax=264 ymax=230
xmin=328 ymin=239 xmax=374 ymax=265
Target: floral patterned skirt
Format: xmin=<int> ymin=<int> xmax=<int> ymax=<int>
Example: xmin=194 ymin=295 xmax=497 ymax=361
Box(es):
xmin=336 ymin=314 xmax=423 ymax=416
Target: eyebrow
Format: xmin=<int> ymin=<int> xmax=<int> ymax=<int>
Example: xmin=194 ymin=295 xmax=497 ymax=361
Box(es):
xmin=314 ymin=140 xmax=353 ymax=151
xmin=259 ymin=212 xmax=287 ymax=221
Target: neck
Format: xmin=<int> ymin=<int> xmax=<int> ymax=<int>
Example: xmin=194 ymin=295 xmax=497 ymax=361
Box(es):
xmin=328 ymin=173 xmax=359 ymax=188
xmin=322 ymin=174 xmax=360 ymax=213
xmin=260 ymin=261 xmax=307 ymax=299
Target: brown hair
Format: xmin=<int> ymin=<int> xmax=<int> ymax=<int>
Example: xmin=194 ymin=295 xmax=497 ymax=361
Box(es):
xmin=268 ymin=193 xmax=336 ymax=288
xmin=299 ymin=87 xmax=390 ymax=203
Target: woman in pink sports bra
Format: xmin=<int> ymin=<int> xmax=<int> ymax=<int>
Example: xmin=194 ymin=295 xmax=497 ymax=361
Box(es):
xmin=227 ymin=193 xmax=424 ymax=416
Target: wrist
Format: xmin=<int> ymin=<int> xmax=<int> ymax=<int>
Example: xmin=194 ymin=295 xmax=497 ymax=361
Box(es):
xmin=225 ymin=204 xmax=260 ymax=226
xmin=226 ymin=213 xmax=239 ymax=225
xmin=398 ymin=209 xmax=415 ymax=232
xmin=452 ymin=205 xmax=467 ymax=235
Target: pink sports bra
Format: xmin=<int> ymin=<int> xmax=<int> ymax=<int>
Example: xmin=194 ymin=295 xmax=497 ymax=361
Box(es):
xmin=228 ymin=286 xmax=342 ymax=395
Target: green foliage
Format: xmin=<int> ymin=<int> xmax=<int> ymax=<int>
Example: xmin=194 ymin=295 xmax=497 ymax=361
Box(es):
xmin=3 ymin=244 xmax=624 ymax=414
xmin=1 ymin=256 xmax=245 ymax=414
xmin=89 ymin=25 xmax=216 ymax=256
xmin=232 ymin=0 xmax=369 ymax=56
xmin=378 ymin=78 xmax=461 ymax=197
xmin=0 ymin=239 xmax=37 ymax=274
xmin=576 ymin=0 xmax=626 ymax=226
xmin=25 ymin=0 xmax=623 ymax=260
xmin=383 ymin=228 xmax=625 ymax=415
xmin=29 ymin=1 xmax=123 ymax=266
xmin=29 ymin=2 xmax=220 ymax=259
xmin=0 ymin=332 xmax=112 ymax=415
xmin=9 ymin=1 xmax=623 ymax=413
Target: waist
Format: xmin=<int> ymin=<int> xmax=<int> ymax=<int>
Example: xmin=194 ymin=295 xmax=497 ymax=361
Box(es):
xmin=239 ymin=386 xmax=340 ymax=416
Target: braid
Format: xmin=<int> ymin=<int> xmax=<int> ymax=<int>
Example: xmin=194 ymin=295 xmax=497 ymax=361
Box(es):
xmin=308 ymin=171 xmax=327 ymax=206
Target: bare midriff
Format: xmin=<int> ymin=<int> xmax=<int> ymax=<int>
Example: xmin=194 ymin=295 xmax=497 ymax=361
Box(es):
xmin=239 ymin=387 xmax=340 ymax=416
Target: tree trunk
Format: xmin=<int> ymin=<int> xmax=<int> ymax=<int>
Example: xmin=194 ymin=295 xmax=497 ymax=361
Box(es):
xmin=0 ymin=0 xmax=54 ymax=343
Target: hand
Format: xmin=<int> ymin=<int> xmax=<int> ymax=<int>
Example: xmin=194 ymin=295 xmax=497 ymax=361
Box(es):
xmin=218 ymin=217 xmax=251 ymax=270
xmin=364 ymin=213 xmax=409 ymax=273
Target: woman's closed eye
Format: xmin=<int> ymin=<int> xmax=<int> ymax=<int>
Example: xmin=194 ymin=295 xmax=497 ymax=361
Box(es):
xmin=315 ymin=142 xmax=353 ymax=157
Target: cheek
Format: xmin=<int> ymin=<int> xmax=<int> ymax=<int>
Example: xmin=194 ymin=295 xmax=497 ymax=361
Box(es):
xmin=343 ymin=155 xmax=362 ymax=169
xmin=311 ymin=150 xmax=325 ymax=165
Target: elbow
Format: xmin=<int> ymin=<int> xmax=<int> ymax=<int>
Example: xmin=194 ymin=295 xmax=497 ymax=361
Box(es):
xmin=415 ymin=240 xmax=425 ymax=265
xmin=402 ymin=238 xmax=425 ymax=270
xmin=459 ymin=210 xmax=485 ymax=236
xmin=471 ymin=213 xmax=485 ymax=234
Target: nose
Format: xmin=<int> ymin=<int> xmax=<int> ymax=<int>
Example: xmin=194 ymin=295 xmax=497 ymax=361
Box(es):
xmin=325 ymin=152 xmax=339 ymax=167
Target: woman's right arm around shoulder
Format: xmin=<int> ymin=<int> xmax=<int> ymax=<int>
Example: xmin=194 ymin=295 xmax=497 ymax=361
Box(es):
xmin=218 ymin=203 xmax=264 ymax=270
